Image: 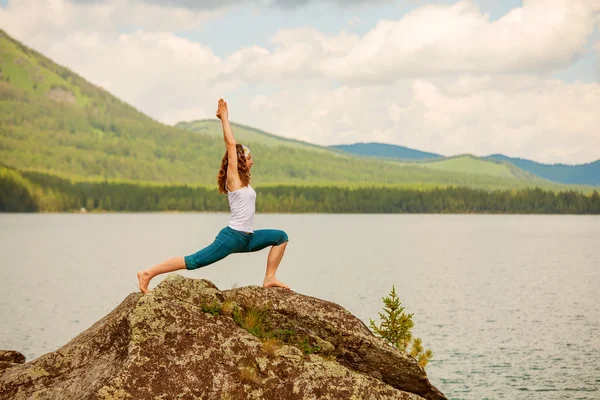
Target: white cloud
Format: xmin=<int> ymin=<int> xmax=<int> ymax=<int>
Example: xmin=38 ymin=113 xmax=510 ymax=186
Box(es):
xmin=1 ymin=0 xmax=599 ymax=164
xmin=0 ymin=0 xmax=222 ymax=43
xmin=0 ymin=0 xmax=229 ymax=119
xmin=223 ymin=27 xmax=360 ymax=83
xmin=221 ymin=0 xmax=600 ymax=83
xmin=39 ymin=30 xmax=228 ymax=118
xmin=243 ymin=77 xmax=600 ymax=164
xmin=160 ymin=107 xmax=209 ymax=125
xmin=596 ymin=40 xmax=600 ymax=81
xmin=67 ymin=0 xmax=390 ymax=10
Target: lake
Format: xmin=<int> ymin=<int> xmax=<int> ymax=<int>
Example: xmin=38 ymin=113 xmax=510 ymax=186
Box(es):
xmin=1 ymin=213 xmax=599 ymax=399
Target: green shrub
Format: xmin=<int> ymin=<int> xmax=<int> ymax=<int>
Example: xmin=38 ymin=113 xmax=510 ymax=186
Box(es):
xmin=201 ymin=300 xmax=222 ymax=316
xmin=369 ymin=285 xmax=433 ymax=368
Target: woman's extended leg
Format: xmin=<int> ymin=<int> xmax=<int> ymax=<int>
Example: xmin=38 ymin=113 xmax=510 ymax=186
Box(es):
xmin=137 ymin=227 xmax=242 ymax=294
xmin=137 ymin=257 xmax=185 ymax=294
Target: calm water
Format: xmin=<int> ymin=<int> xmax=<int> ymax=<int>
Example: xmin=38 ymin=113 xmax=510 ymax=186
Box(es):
xmin=1 ymin=214 xmax=599 ymax=399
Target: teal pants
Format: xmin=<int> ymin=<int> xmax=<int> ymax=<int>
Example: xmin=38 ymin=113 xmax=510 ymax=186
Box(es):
xmin=184 ymin=226 xmax=288 ymax=270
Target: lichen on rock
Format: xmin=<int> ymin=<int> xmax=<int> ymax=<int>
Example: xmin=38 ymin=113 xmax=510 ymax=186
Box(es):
xmin=0 ymin=274 xmax=446 ymax=400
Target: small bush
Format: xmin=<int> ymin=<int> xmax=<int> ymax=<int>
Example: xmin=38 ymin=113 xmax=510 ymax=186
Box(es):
xmin=201 ymin=300 xmax=222 ymax=316
xmin=272 ymin=328 xmax=296 ymax=343
xmin=238 ymin=367 xmax=261 ymax=385
xmin=369 ymin=285 xmax=433 ymax=369
xmin=233 ymin=304 xmax=272 ymax=339
xmin=297 ymin=337 xmax=321 ymax=355
xmin=220 ymin=299 xmax=236 ymax=317
xmin=261 ymin=338 xmax=279 ymax=357
xmin=273 ymin=329 xmax=321 ymax=354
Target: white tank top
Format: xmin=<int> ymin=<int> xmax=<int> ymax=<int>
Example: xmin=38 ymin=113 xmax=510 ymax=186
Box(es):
xmin=226 ymin=184 xmax=256 ymax=233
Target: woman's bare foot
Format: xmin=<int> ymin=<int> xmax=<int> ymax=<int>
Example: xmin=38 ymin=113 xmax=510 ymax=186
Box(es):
xmin=263 ymin=276 xmax=290 ymax=289
xmin=137 ymin=270 xmax=152 ymax=294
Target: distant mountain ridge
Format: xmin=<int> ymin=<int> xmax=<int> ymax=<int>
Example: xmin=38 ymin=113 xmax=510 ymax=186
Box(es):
xmin=330 ymin=143 xmax=442 ymax=160
xmin=484 ymin=155 xmax=600 ymax=187
xmin=331 ymin=142 xmax=599 ymax=187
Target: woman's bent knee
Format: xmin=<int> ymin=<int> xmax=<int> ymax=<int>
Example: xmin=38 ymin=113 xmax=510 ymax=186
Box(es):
xmin=276 ymin=231 xmax=289 ymax=246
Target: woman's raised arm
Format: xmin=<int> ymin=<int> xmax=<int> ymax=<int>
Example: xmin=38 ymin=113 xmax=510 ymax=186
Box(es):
xmin=216 ymin=99 xmax=240 ymax=189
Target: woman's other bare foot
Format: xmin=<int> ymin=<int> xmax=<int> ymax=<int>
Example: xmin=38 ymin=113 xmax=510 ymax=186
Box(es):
xmin=263 ymin=275 xmax=290 ymax=290
xmin=137 ymin=270 xmax=152 ymax=294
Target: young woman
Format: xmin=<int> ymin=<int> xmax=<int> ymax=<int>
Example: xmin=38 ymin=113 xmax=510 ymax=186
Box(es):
xmin=137 ymin=99 xmax=290 ymax=293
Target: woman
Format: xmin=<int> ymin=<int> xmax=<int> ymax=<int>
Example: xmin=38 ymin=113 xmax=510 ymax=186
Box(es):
xmin=137 ymin=98 xmax=290 ymax=293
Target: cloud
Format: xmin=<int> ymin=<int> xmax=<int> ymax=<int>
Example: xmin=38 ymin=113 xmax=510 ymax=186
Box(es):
xmin=1 ymin=0 xmax=599 ymax=164
xmin=161 ymin=106 xmax=209 ymax=125
xmin=67 ymin=0 xmax=389 ymax=10
xmin=243 ymin=76 xmax=600 ymax=164
xmin=0 ymin=0 xmax=231 ymax=121
xmin=596 ymin=40 xmax=600 ymax=81
xmin=0 ymin=0 xmax=222 ymax=37
xmin=220 ymin=0 xmax=600 ymax=83
xmin=45 ymin=30 xmax=231 ymax=120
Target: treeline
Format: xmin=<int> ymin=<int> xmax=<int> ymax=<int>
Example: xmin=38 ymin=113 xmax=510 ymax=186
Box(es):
xmin=1 ymin=167 xmax=599 ymax=214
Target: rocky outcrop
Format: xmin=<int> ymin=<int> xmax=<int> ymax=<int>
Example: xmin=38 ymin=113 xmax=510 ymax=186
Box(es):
xmin=47 ymin=87 xmax=76 ymax=104
xmin=0 ymin=274 xmax=446 ymax=400
xmin=0 ymin=351 xmax=26 ymax=372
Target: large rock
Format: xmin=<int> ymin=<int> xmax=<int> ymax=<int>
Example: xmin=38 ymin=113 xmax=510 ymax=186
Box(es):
xmin=0 ymin=351 xmax=26 ymax=372
xmin=223 ymin=287 xmax=446 ymax=400
xmin=0 ymin=274 xmax=446 ymax=400
xmin=0 ymin=351 xmax=25 ymax=364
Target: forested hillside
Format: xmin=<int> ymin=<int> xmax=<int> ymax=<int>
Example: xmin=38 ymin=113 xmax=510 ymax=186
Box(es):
xmin=2 ymin=166 xmax=598 ymax=214
xmin=0 ymin=28 xmax=595 ymax=205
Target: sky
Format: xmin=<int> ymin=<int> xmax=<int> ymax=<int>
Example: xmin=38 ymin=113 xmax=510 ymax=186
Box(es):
xmin=1 ymin=0 xmax=599 ymax=164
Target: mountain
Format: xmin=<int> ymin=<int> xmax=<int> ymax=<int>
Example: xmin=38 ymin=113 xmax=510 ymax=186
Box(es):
xmin=485 ymin=154 xmax=600 ymax=187
xmin=0 ymin=29 xmax=593 ymax=192
xmin=328 ymin=142 xmax=545 ymax=182
xmin=329 ymin=142 xmax=442 ymax=160
xmin=331 ymin=142 xmax=599 ymax=187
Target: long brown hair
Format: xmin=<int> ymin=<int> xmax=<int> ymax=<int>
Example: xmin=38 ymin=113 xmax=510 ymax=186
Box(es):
xmin=217 ymin=144 xmax=251 ymax=194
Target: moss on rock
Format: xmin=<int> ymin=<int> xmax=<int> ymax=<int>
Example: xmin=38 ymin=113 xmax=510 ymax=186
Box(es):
xmin=0 ymin=274 xmax=445 ymax=400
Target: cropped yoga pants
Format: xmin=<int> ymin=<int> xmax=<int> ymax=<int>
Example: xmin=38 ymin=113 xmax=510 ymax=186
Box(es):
xmin=184 ymin=226 xmax=289 ymax=270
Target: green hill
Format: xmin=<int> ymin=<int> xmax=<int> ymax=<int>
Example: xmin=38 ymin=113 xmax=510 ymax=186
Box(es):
xmin=399 ymin=155 xmax=541 ymax=180
xmin=176 ymin=120 xmax=334 ymax=154
xmin=0 ymin=28 xmax=594 ymax=193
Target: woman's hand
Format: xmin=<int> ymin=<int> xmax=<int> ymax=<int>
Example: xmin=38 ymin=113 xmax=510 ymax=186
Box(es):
xmin=216 ymin=98 xmax=229 ymax=121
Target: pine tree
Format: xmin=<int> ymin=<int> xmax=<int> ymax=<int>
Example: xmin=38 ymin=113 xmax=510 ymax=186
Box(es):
xmin=369 ymin=285 xmax=433 ymax=369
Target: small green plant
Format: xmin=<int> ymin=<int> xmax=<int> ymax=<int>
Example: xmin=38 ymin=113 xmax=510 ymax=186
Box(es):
xmin=232 ymin=305 xmax=272 ymax=339
xmin=220 ymin=299 xmax=236 ymax=317
xmin=272 ymin=328 xmax=296 ymax=343
xmin=369 ymin=285 xmax=433 ymax=369
xmin=231 ymin=307 xmax=322 ymax=355
xmin=272 ymin=329 xmax=321 ymax=354
xmin=297 ymin=337 xmax=321 ymax=355
xmin=201 ymin=300 xmax=222 ymax=316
